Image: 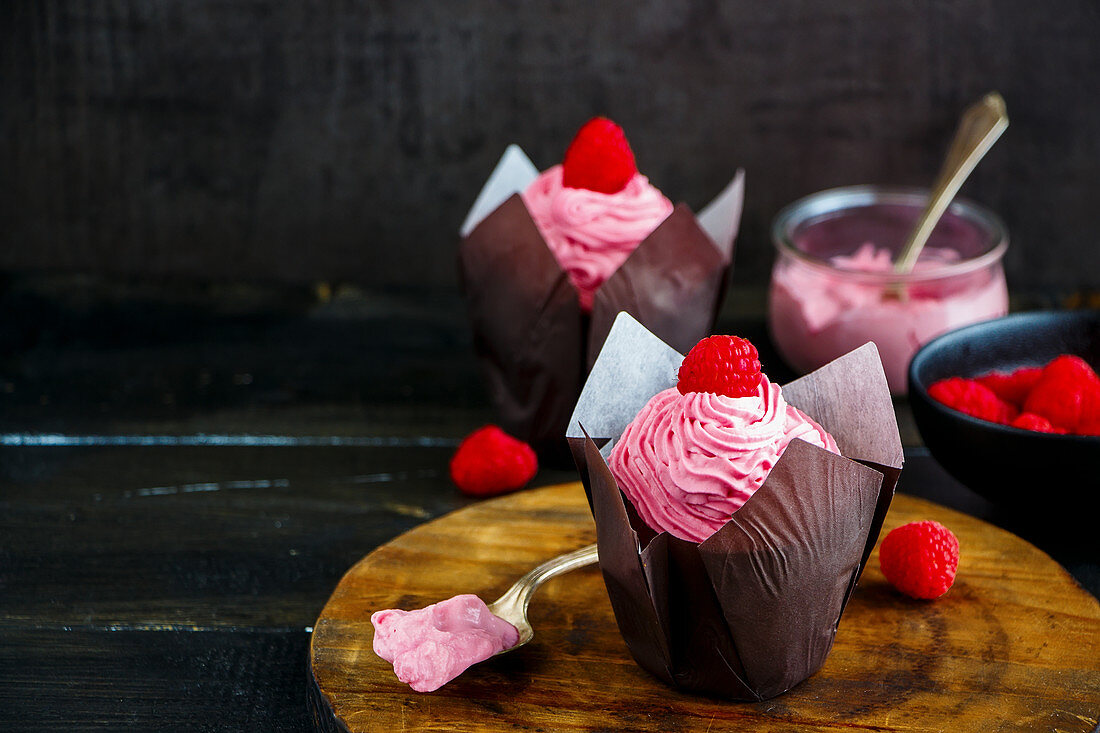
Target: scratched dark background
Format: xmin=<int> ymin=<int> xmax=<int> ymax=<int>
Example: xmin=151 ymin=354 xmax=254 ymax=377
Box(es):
xmin=2 ymin=0 xmax=1100 ymax=299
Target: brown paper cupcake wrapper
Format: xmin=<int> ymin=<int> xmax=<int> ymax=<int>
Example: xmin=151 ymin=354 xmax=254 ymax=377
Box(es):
xmin=567 ymin=313 xmax=903 ymax=700
xmin=459 ymin=146 xmax=744 ymax=461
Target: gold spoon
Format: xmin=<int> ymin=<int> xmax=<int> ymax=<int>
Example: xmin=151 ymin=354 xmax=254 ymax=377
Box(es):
xmin=488 ymin=543 xmax=598 ymax=654
xmin=893 ymin=92 xmax=1009 ymax=275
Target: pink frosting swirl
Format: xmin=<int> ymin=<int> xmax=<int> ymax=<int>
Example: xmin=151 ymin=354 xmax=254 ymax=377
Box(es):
xmin=521 ymin=164 xmax=674 ymax=312
xmin=608 ymin=376 xmax=841 ymax=543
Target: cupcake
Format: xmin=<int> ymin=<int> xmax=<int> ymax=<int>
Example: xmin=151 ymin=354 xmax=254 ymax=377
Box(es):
xmin=520 ymin=118 xmax=675 ymax=313
xmin=609 ymin=335 xmax=842 ymax=543
xmin=459 ymin=120 xmax=744 ymax=462
xmin=567 ymin=312 xmax=903 ymax=700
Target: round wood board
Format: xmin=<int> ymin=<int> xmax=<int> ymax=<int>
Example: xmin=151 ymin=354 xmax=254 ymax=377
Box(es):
xmin=309 ymin=483 xmax=1100 ymax=733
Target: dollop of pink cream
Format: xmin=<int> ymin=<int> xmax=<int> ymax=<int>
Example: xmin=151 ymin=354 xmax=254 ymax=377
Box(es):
xmin=608 ymin=376 xmax=840 ymax=543
xmin=799 ymin=243 xmax=964 ymax=333
xmin=769 ymin=243 xmax=1008 ymax=393
xmin=371 ymin=594 xmax=520 ymax=692
xmin=521 ymin=164 xmax=673 ymax=312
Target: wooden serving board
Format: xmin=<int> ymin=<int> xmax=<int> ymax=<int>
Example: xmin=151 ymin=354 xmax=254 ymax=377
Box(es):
xmin=309 ymin=483 xmax=1100 ymax=732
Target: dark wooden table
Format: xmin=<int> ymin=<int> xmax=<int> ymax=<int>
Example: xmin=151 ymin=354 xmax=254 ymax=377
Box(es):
xmin=1 ymin=278 xmax=1096 ymax=731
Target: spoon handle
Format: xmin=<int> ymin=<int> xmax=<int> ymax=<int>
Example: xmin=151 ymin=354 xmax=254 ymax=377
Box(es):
xmin=893 ymin=92 xmax=1009 ymax=274
xmin=489 ymin=543 xmax=598 ymax=621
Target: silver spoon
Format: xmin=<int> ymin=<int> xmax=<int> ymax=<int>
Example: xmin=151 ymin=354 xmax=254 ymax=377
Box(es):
xmin=893 ymin=92 xmax=1009 ymax=274
xmin=488 ymin=543 xmax=598 ymax=654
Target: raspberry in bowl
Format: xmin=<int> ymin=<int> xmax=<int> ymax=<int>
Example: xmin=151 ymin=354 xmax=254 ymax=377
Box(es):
xmin=768 ymin=186 xmax=1009 ymax=395
xmin=908 ymin=310 xmax=1100 ymax=531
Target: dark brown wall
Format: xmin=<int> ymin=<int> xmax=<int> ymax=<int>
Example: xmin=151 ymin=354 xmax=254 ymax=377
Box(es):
xmin=2 ymin=1 xmax=1098 ymax=295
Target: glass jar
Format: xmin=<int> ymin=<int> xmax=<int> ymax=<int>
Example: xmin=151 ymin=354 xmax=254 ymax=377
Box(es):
xmin=768 ymin=186 xmax=1009 ymax=395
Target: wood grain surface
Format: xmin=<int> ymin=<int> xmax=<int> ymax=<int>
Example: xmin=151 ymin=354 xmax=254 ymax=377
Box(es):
xmin=310 ymin=482 xmax=1100 ymax=733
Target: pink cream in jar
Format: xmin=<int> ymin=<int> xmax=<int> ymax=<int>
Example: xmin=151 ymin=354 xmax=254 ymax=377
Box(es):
xmin=768 ymin=186 xmax=1009 ymax=394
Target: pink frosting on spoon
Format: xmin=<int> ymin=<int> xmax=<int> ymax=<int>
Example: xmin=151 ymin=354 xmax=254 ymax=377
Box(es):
xmin=608 ymin=375 xmax=840 ymax=543
xmin=371 ymin=594 xmax=520 ymax=692
xmin=521 ymin=164 xmax=673 ymax=312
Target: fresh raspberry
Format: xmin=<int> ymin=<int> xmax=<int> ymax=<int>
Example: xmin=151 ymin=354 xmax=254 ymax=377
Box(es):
xmin=1022 ymin=355 xmax=1100 ymax=432
xmin=879 ymin=521 xmax=960 ymax=600
xmin=976 ymin=366 xmax=1043 ymax=407
xmin=677 ymin=335 xmax=762 ymax=398
xmin=449 ymin=426 xmax=538 ymax=497
xmin=561 ymin=117 xmax=638 ymax=194
xmin=927 ymin=377 xmax=1018 ymax=424
xmin=1009 ymin=412 xmax=1067 ymax=434
xmin=1077 ymin=413 xmax=1100 ymax=436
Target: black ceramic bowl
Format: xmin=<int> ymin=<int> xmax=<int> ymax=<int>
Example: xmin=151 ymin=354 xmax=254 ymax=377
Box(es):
xmin=909 ymin=310 xmax=1100 ymax=520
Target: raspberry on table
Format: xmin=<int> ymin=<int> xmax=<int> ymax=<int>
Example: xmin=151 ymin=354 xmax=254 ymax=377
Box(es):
xmin=676 ymin=335 xmax=763 ymax=398
xmin=449 ymin=425 xmax=538 ymax=498
xmin=561 ymin=117 xmax=638 ymax=194
xmin=927 ymin=377 xmax=1017 ymax=425
xmin=879 ymin=520 xmax=960 ymax=600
